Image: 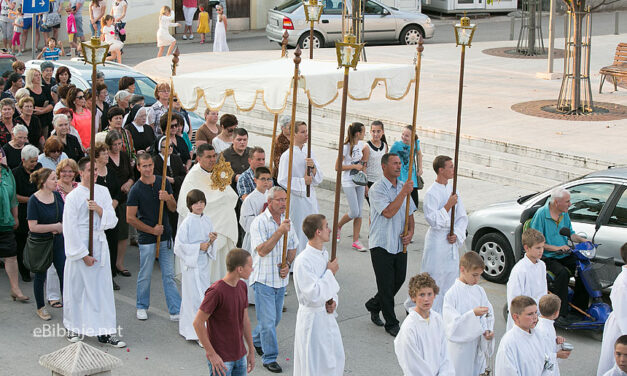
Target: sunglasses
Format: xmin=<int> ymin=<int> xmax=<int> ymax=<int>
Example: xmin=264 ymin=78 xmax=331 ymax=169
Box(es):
xmin=76 ymin=95 xmax=85 ymax=99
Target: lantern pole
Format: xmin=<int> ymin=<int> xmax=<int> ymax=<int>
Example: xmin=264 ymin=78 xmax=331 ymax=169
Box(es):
xmin=88 ymin=56 xmax=97 ymax=256
xmin=269 ymin=31 xmax=290 ymax=176
xmin=402 ymin=36 xmax=424 ymax=254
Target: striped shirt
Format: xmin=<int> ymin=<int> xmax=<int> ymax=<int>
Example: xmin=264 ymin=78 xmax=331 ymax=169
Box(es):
xmin=249 ymin=208 xmax=298 ymax=289
xmin=236 ymin=167 xmax=255 ymax=198
xmin=42 ymin=47 xmax=61 ymax=61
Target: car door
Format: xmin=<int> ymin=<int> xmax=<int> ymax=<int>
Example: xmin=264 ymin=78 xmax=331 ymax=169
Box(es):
xmin=595 ymin=185 xmax=627 ymax=263
xmin=318 ymin=0 xmax=344 ymax=45
xmin=363 ymin=0 xmax=396 ymax=42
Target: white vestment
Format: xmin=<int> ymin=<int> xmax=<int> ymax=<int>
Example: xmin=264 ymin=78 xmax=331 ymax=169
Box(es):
xmin=394 ymin=310 xmax=455 ymax=376
xmin=495 ymin=325 xmax=550 ymax=376
xmin=277 ymin=145 xmax=322 ymax=254
xmin=174 ymin=213 xmax=216 ymax=340
xmin=177 ymin=163 xmax=238 ymax=284
xmin=62 ymin=184 xmax=118 ymax=336
xmin=293 ymin=244 xmax=344 ymax=376
xmin=239 ymin=188 xmax=267 ymax=305
xmin=416 ymin=182 xmax=467 ymax=314
xmin=603 ymin=365 xmax=627 ymax=376
xmin=506 ymin=255 xmax=547 ymax=330
xmin=536 ymin=317 xmax=561 ymax=376
xmin=598 ymin=266 xmax=627 ymax=376
xmin=443 ymin=279 xmax=495 ymax=376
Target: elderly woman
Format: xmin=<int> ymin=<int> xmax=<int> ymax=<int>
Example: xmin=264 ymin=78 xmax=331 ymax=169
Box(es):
xmin=67 ymin=88 xmax=92 ymax=149
xmin=52 ymin=113 xmax=84 ymax=162
xmin=147 ymin=82 xmax=170 ymax=138
xmin=27 ymin=167 xmax=65 ymax=321
xmin=114 ymin=90 xmax=131 ymax=114
xmin=16 ymin=97 xmax=43 ymax=150
xmin=195 ymin=109 xmax=220 ymax=148
xmin=0 ymin=97 xmax=16 ymax=147
xmin=107 ymin=107 xmax=135 ymax=161
xmin=40 ymin=62 xmax=57 ymax=95
xmin=25 ymin=69 xmax=54 ymax=138
xmin=105 ymin=130 xmax=133 ymax=277
xmin=126 ymin=106 xmax=155 ymax=154
xmin=1 ymin=159 xmax=29 ymax=302
xmin=3 ymin=124 xmax=29 ymax=169
xmin=13 ymin=145 xmax=42 ymax=283
xmin=1 ymin=73 xmax=24 ymax=101
xmin=38 ymin=137 xmax=68 ymax=170
xmin=153 ymin=135 xmax=186 ymax=238
xmin=272 ymin=115 xmax=291 ymax=180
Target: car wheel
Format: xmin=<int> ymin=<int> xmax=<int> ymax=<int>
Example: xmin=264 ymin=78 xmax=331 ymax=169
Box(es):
xmin=298 ymin=32 xmax=324 ymax=49
xmin=475 ymin=232 xmax=515 ymax=284
xmin=400 ymin=25 xmax=425 ymax=45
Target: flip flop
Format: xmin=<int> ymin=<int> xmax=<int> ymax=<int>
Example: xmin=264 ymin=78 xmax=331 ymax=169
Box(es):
xmin=48 ymin=300 xmax=63 ymax=308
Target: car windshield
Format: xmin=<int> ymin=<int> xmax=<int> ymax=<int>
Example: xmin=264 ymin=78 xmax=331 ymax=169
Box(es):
xmin=0 ymin=59 xmax=15 ymax=77
xmin=91 ymin=76 xmax=157 ymax=106
xmin=275 ymin=0 xmax=302 ymax=13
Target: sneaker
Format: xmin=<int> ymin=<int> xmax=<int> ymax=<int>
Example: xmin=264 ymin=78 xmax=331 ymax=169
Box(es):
xmin=169 ymin=313 xmax=180 ymax=321
xmin=189 ymin=34 xmax=194 ymax=40
xmin=67 ymin=332 xmax=81 ymax=343
xmin=182 ymin=34 xmax=187 ymax=40
xmin=352 ymin=241 xmax=367 ymax=252
xmin=98 ymin=335 xmax=126 ymax=348
xmin=136 ymin=309 xmax=148 ymax=320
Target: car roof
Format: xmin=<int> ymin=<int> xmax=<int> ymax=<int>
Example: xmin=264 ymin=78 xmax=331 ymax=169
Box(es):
xmin=24 ymin=59 xmax=148 ymax=79
xmin=583 ymin=166 xmax=627 ymax=180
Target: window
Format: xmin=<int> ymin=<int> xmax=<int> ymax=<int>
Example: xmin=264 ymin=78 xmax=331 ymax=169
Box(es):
xmin=276 ymin=0 xmax=302 ymax=13
xmin=364 ymin=0 xmax=384 ymax=14
xmin=608 ymin=189 xmax=627 ymax=228
xmin=134 ymin=77 xmax=158 ymax=105
xmin=567 ymin=183 xmax=615 ymax=224
xmin=322 ymin=0 xmax=343 ymax=14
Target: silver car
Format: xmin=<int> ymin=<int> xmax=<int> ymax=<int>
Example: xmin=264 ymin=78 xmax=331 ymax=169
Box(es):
xmin=266 ymin=0 xmax=435 ymax=49
xmin=465 ymin=167 xmax=627 ymax=283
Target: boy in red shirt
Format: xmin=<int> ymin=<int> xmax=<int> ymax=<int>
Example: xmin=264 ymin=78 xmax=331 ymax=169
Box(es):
xmin=193 ymin=248 xmax=255 ymax=376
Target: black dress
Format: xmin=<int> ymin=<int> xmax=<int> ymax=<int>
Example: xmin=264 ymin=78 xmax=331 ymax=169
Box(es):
xmin=15 ymin=116 xmax=42 ymax=150
xmin=62 ymin=134 xmax=85 ymax=162
xmin=28 ymin=87 xmax=54 ymax=136
xmin=126 ymin=122 xmax=156 ymax=154
xmin=12 ymin=163 xmax=42 ymax=278
xmin=108 ymin=152 xmax=133 ymax=241
xmin=0 ymin=120 xmax=11 ymax=147
xmin=152 ymin=135 xmax=190 ymax=167
xmin=2 ymin=143 xmax=23 ymax=170
xmin=96 ymin=166 xmax=121 ymax=276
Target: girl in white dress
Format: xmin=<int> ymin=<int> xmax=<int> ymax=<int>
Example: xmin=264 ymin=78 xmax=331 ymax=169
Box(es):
xmin=100 ymin=15 xmax=123 ymax=63
xmin=157 ymin=6 xmax=179 ymax=57
xmin=213 ymin=5 xmax=228 ymax=52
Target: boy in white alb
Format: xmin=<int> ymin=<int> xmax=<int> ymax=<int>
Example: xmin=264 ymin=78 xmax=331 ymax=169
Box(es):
xmin=292 ymin=214 xmax=344 ymax=376
xmin=506 ymin=228 xmax=548 ymax=330
xmin=603 ymin=335 xmax=627 ymax=376
xmin=443 ymin=252 xmax=494 ymax=376
xmin=495 ymin=295 xmax=549 ymax=375
xmin=394 ymin=273 xmax=455 ymax=376
xmin=536 ymin=294 xmax=572 ymax=376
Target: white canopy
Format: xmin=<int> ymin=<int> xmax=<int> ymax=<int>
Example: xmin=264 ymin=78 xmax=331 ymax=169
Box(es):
xmin=172 ymin=58 xmax=415 ymax=114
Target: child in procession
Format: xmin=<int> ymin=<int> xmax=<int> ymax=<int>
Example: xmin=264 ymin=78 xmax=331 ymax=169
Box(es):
xmin=536 ymin=294 xmax=572 ymax=376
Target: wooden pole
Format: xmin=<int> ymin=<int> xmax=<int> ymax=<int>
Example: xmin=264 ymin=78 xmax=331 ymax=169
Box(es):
xmin=402 ymin=36 xmax=424 ymax=254
xmin=450 ymin=44 xmax=465 ymax=236
xmin=269 ymin=31 xmax=290 ymax=177
xmin=281 ymin=47 xmax=302 ymax=268
xmin=306 ymin=20 xmax=314 ymax=197
xmin=155 ymin=49 xmax=180 ymax=256
xmin=88 ymin=63 xmax=97 ymax=256
xmin=330 ymin=66 xmax=350 ymax=262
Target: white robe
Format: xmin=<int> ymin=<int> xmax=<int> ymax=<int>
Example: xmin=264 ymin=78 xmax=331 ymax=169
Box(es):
xmin=443 ymin=279 xmax=495 ymax=376
xmin=603 ymin=365 xmax=627 ymax=376
xmin=62 ymin=184 xmax=118 ymax=336
xmin=293 ymin=244 xmax=344 ymax=376
xmin=495 ymin=325 xmax=551 ymax=376
xmin=506 ymin=256 xmax=547 ymax=331
xmin=174 ymin=213 xmax=216 ymax=340
xmin=177 ymin=163 xmax=238 ymax=284
xmin=394 ymin=310 xmax=455 ymax=376
xmin=416 ymin=182 xmax=467 ymax=314
xmin=239 ymin=188 xmax=267 ymax=305
xmin=535 ymin=317 xmax=560 ymax=376
xmin=277 ymin=144 xmax=323 ymax=254
xmin=598 ymin=266 xmax=627 ymax=376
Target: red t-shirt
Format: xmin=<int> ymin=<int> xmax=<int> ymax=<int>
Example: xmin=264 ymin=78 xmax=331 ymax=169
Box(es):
xmin=199 ymin=279 xmax=248 ymax=362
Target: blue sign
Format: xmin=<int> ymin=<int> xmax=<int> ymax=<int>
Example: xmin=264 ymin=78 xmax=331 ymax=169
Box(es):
xmin=23 ymin=0 xmax=49 ymax=14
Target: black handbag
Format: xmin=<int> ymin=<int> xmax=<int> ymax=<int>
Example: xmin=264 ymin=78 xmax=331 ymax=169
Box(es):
xmin=23 ymin=195 xmax=59 ymax=274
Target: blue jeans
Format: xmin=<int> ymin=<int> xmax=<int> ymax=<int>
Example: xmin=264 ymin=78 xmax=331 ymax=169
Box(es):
xmin=136 ymin=240 xmax=181 ymax=315
xmin=33 ymin=237 xmax=65 ymax=309
xmin=90 ymin=22 xmax=101 ymax=37
xmin=208 ymin=355 xmax=247 ymax=376
xmin=252 ymin=283 xmax=285 ymax=364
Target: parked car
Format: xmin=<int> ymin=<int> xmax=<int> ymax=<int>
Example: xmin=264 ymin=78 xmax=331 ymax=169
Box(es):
xmin=266 ymin=0 xmax=435 ymax=49
xmin=24 ymin=59 xmax=204 ymax=131
xmin=465 ymin=167 xmax=627 ymax=283
xmin=0 ymin=50 xmax=17 ymax=75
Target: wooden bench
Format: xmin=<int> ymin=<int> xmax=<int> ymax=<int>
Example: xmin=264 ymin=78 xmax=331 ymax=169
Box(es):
xmin=599 ymin=43 xmax=627 ymax=93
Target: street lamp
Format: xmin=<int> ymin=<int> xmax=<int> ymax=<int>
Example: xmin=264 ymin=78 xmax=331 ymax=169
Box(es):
xmin=331 ymin=33 xmax=364 ymax=261
xmin=450 ymin=16 xmax=475 ymax=237
xmin=81 ymin=36 xmax=109 ymax=256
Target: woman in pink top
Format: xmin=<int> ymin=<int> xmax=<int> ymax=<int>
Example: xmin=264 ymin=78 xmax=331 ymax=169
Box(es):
xmin=67 ymin=88 xmax=92 ymax=149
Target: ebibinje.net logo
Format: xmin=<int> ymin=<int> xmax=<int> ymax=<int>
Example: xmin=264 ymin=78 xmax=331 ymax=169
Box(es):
xmin=33 ymin=323 xmax=124 ymax=339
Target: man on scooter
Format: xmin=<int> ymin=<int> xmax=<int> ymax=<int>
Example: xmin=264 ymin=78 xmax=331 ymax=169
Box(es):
xmin=529 ymin=187 xmax=589 ymax=327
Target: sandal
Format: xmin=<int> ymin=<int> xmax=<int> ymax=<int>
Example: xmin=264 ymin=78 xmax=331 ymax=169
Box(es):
xmin=48 ymin=300 xmax=63 ymax=308
xmin=117 ymin=268 xmax=131 ymax=277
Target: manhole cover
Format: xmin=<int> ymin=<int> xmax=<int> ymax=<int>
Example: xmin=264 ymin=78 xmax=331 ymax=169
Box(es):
xmin=511 ymin=100 xmax=627 ymax=121
xmin=482 ymin=47 xmax=565 ymax=59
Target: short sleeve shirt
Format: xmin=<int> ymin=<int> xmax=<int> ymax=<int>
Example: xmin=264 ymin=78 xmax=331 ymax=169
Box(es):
xmin=127 ymin=175 xmax=173 ymax=244
xmin=529 ymin=200 xmax=575 ymax=260
xmin=199 ymin=280 xmax=248 ymax=362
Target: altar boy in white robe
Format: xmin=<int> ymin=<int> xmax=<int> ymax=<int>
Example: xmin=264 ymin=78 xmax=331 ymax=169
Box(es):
xmin=536 ymin=294 xmax=572 ymax=376
xmin=278 ymin=121 xmax=323 ymax=255
xmin=443 ymin=252 xmax=494 ymax=376
xmin=174 ymin=189 xmax=217 ymax=344
xmin=293 ymin=214 xmax=344 ymax=376
xmin=495 ymin=295 xmax=549 ymax=375
xmin=394 ymin=273 xmax=455 ymax=376
xmin=415 ymin=155 xmax=467 ymax=315
xmin=506 ymin=228 xmax=548 ymax=331
xmin=603 ymin=335 xmax=627 ymax=376
xmin=62 ymin=157 xmax=125 ymax=348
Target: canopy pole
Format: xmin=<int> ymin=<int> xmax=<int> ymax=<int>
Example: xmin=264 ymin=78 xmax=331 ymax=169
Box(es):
xmin=155 ymin=49 xmax=179 ymax=258
xmin=306 ymin=20 xmax=315 ymax=198
xmin=451 ymin=44 xmax=466 ymax=236
xmin=270 ymin=31 xmax=290 ymax=177
xmin=402 ymin=37 xmax=424 ymax=254
xmin=88 ymin=58 xmax=97 ymax=256
xmin=281 ymin=47 xmax=302 ymax=268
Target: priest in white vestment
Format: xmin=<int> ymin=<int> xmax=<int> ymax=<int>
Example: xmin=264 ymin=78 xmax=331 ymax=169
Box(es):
xmin=293 ymin=214 xmax=344 ymax=376
xmin=175 ymin=206 xmax=217 ymax=342
xmin=63 ymin=160 xmax=121 ymax=344
xmin=177 ymin=144 xmax=238 ymax=283
xmin=277 ymin=121 xmax=323 ymax=255
xmin=598 ymin=265 xmax=627 ymax=376
xmin=414 ymin=156 xmax=467 ymax=314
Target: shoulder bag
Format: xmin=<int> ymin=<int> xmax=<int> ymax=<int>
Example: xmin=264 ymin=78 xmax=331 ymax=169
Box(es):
xmin=23 ymin=195 xmax=59 ymax=274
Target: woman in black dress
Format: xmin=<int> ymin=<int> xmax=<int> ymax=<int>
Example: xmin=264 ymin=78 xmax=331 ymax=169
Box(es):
xmin=126 ymin=106 xmax=155 ymax=154
xmin=0 ymin=97 xmax=17 ymax=147
xmin=16 ymin=97 xmax=43 ymax=150
xmin=2 ymin=124 xmax=29 ymax=170
xmin=153 ymin=135 xmax=186 ymax=239
xmin=52 ymin=113 xmax=84 ymax=162
xmin=25 ymin=69 xmax=54 ymax=138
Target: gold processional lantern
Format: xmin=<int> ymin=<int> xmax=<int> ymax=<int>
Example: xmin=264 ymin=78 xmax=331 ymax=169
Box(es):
xmin=303 ymin=0 xmax=323 ymax=23
xmin=453 ymin=15 xmax=476 ymax=47
xmin=335 ymin=34 xmax=364 ymax=69
xmin=81 ymin=36 xmax=110 ymax=66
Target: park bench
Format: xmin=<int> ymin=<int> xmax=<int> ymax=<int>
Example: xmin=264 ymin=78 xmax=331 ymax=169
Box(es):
xmin=599 ymin=42 xmax=627 ymax=93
